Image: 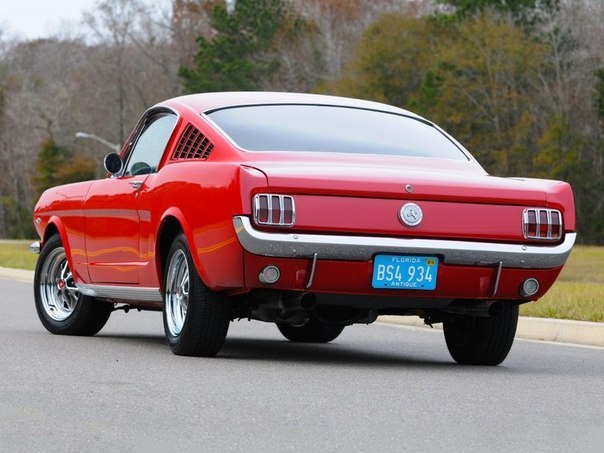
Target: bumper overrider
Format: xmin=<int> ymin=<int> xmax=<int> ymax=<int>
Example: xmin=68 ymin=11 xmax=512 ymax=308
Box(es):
xmin=233 ymin=216 xmax=576 ymax=269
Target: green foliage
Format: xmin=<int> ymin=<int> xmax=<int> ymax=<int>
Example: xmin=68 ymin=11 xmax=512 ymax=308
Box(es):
xmin=437 ymin=0 xmax=560 ymax=26
xmin=323 ymin=15 xmax=441 ymax=106
xmin=533 ymin=116 xmax=581 ymax=180
xmin=331 ymin=14 xmax=546 ymax=174
xmin=56 ymin=153 xmax=98 ymax=186
xmin=33 ymin=138 xmax=97 ymax=198
xmin=0 ymin=196 xmax=36 ymax=239
xmin=179 ymin=0 xmax=303 ymax=93
xmin=34 ymin=138 xmax=72 ymax=197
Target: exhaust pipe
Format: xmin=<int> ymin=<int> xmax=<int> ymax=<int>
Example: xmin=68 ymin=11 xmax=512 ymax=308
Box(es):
xmin=300 ymin=293 xmax=317 ymax=310
xmin=441 ymin=300 xmax=503 ymax=318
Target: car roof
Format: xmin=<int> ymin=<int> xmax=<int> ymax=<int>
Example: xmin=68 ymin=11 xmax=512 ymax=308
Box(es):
xmin=166 ymin=91 xmax=426 ymax=120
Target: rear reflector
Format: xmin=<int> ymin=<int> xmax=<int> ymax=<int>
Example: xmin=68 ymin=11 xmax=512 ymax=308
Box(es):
xmin=522 ymin=209 xmax=562 ymax=240
xmin=253 ymin=194 xmax=295 ymax=227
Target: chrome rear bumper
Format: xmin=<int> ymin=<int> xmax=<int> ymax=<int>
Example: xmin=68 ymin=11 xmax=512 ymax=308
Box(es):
xmin=233 ymin=216 xmax=575 ymax=269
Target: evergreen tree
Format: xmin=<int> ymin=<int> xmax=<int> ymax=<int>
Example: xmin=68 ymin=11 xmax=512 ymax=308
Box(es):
xmin=179 ymin=0 xmax=301 ymax=92
xmin=34 ymin=138 xmax=72 ymax=197
xmin=33 ymin=138 xmax=97 ymax=198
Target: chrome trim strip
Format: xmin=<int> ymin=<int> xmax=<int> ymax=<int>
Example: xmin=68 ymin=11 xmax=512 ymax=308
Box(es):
xmin=254 ymin=194 xmax=261 ymax=225
xmin=279 ymin=196 xmax=285 ymax=225
xmin=233 ymin=216 xmax=576 ymax=269
xmin=77 ymin=283 xmax=162 ymax=302
xmin=267 ymin=195 xmax=273 ymax=225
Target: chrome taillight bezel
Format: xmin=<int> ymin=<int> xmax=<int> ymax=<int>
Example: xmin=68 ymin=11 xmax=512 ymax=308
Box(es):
xmin=253 ymin=194 xmax=295 ymax=227
xmin=522 ymin=208 xmax=562 ymax=240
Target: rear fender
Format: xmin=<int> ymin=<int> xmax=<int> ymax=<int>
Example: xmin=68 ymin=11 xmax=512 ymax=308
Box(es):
xmin=156 ymin=208 xmax=201 ymax=288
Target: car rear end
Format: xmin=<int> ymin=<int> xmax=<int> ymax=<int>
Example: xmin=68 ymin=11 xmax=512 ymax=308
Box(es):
xmin=202 ymin=101 xmax=574 ymax=309
xmin=234 ymin=158 xmax=575 ymax=308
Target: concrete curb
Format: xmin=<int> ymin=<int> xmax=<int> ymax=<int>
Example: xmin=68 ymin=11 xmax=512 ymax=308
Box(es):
xmin=378 ymin=315 xmax=604 ymax=348
xmin=2 ymin=266 xmax=602 ymax=348
xmin=0 ymin=266 xmax=35 ymax=283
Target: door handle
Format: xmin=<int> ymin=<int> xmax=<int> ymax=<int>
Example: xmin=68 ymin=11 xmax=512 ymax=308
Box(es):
xmin=129 ymin=181 xmax=143 ymax=190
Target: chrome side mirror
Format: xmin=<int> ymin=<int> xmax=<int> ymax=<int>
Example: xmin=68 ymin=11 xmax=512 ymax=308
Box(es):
xmin=104 ymin=153 xmax=123 ymax=176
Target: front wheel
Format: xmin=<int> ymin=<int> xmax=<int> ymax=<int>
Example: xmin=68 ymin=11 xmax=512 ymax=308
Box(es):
xmin=443 ymin=303 xmax=519 ymax=366
xmin=163 ymin=233 xmax=231 ymax=356
xmin=277 ymin=318 xmax=345 ymax=343
xmin=34 ymin=234 xmax=112 ymax=336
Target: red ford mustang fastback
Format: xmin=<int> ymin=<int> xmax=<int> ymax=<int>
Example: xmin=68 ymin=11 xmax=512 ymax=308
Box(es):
xmin=31 ymin=92 xmax=576 ymax=365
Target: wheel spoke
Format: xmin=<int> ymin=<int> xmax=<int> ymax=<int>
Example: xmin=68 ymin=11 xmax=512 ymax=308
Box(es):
xmin=39 ymin=247 xmax=80 ymax=322
xmin=165 ymin=249 xmax=189 ymax=337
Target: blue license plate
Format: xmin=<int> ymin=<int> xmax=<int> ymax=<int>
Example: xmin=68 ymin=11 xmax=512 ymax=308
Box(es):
xmin=372 ymin=255 xmax=438 ymax=290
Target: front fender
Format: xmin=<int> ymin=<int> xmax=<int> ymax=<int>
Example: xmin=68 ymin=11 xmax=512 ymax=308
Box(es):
xmin=42 ymin=216 xmax=90 ymax=284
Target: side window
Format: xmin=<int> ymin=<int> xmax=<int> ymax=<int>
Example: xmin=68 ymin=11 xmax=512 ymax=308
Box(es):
xmin=124 ymin=113 xmax=178 ymax=176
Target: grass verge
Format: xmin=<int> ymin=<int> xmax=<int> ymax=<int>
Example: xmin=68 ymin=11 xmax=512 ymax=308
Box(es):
xmin=0 ymin=241 xmax=601 ymax=322
xmin=519 ymin=245 xmax=603 ymax=322
xmin=0 ymin=240 xmax=38 ymax=271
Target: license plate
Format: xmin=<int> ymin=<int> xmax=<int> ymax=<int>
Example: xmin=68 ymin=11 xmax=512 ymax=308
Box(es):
xmin=372 ymin=255 xmax=438 ymax=290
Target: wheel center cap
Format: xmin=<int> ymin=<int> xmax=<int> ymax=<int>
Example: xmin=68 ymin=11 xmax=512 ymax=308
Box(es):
xmin=57 ymin=279 xmax=65 ymax=290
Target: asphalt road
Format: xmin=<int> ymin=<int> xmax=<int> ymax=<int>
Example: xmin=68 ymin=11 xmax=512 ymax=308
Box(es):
xmin=1 ymin=278 xmax=602 ymax=453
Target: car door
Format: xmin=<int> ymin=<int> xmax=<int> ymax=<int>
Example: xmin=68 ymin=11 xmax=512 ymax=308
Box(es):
xmin=83 ymin=110 xmax=178 ymax=284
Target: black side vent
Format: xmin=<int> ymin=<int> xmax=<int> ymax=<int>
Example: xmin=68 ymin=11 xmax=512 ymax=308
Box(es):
xmin=172 ymin=124 xmax=214 ymax=160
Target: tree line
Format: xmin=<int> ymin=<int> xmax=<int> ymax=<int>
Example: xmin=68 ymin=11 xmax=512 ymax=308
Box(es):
xmin=0 ymin=0 xmax=602 ymax=243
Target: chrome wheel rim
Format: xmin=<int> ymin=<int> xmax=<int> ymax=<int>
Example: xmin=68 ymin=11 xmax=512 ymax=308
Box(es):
xmin=39 ymin=247 xmax=80 ymax=321
xmin=165 ymin=249 xmax=189 ymax=337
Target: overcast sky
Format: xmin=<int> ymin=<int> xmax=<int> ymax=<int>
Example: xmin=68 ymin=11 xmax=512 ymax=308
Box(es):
xmin=0 ymin=0 xmax=97 ymax=40
xmin=0 ymin=0 xmax=169 ymax=41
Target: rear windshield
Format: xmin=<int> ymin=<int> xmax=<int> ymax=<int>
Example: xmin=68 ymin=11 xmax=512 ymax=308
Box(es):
xmin=207 ymin=104 xmax=468 ymax=161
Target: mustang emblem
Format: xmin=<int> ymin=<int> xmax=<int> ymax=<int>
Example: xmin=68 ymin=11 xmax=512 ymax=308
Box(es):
xmin=399 ymin=203 xmax=423 ymax=227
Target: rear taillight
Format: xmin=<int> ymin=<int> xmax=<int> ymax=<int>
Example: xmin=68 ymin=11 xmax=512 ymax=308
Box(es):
xmin=253 ymin=194 xmax=295 ymax=227
xmin=522 ymin=209 xmax=562 ymax=240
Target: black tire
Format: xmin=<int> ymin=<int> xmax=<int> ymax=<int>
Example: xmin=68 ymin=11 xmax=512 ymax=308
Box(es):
xmin=34 ymin=234 xmax=112 ymax=336
xmin=277 ymin=318 xmax=345 ymax=343
xmin=443 ymin=303 xmax=519 ymax=366
xmin=163 ymin=233 xmax=230 ymax=357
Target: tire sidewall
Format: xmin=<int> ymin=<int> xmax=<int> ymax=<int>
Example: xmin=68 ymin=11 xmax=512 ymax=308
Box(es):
xmin=443 ymin=303 xmax=519 ymax=365
xmin=34 ymin=234 xmax=107 ymax=335
xmin=162 ymin=234 xmax=195 ymax=349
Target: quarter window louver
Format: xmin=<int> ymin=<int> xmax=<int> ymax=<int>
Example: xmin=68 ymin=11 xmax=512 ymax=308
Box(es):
xmin=172 ymin=124 xmax=214 ymax=160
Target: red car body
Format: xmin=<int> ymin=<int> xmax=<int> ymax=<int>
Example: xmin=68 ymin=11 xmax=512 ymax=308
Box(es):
xmin=32 ymin=92 xmax=576 ymax=364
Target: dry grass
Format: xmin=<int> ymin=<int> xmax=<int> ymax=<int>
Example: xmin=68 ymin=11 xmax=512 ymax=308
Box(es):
xmin=520 ymin=246 xmax=604 ymax=322
xmin=0 ymin=241 xmax=601 ymax=322
xmin=0 ymin=240 xmax=38 ymax=271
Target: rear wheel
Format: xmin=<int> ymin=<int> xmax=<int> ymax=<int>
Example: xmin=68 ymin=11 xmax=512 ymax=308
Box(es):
xmin=277 ymin=317 xmax=344 ymax=343
xmin=163 ymin=233 xmax=230 ymax=356
xmin=34 ymin=234 xmax=112 ymax=336
xmin=443 ymin=303 xmax=519 ymax=366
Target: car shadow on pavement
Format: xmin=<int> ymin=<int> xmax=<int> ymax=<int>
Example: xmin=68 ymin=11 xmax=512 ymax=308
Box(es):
xmin=92 ymin=331 xmax=454 ymax=368
xmin=219 ymin=337 xmax=455 ymax=369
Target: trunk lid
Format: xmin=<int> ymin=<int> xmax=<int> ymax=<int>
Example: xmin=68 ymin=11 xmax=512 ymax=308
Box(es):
xmin=244 ymin=156 xmax=564 ymax=244
xmin=253 ymin=157 xmax=546 ymax=206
